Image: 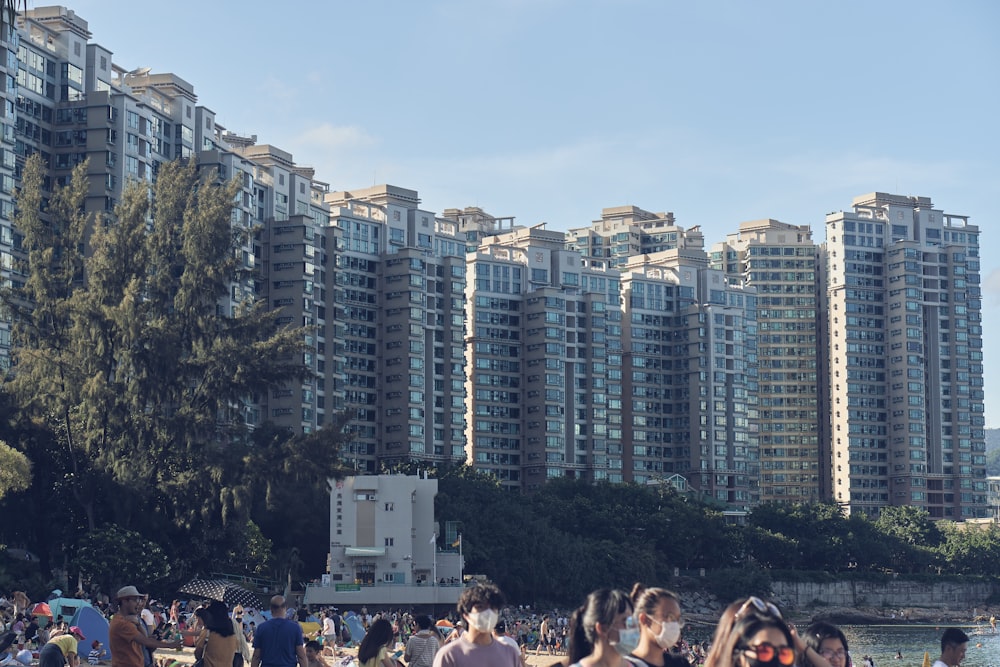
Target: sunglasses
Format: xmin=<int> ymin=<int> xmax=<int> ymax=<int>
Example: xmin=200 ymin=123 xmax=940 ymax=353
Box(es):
xmin=744 ymin=643 xmax=795 ymax=666
xmin=734 ymin=597 xmax=782 ymax=621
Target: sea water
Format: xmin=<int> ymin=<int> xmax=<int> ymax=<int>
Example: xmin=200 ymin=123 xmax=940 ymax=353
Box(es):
xmin=842 ymin=625 xmax=1000 ymax=667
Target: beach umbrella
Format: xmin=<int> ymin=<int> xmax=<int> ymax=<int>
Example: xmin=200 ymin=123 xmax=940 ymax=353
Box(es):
xmin=31 ymin=602 xmax=52 ymax=618
xmin=922 ymin=652 xmax=931 ymax=667
xmin=435 ymin=620 xmax=453 ymax=627
xmin=177 ymin=579 xmax=260 ymax=609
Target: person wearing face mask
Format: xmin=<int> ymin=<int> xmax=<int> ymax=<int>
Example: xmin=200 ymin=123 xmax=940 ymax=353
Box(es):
xmin=629 ymin=584 xmax=687 ymax=667
xmin=703 ymin=597 xmax=796 ymax=667
xmin=566 ymin=588 xmax=641 ymax=667
xmin=431 ymin=584 xmax=519 ymax=667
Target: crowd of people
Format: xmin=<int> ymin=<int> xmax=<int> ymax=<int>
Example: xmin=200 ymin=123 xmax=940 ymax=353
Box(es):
xmin=0 ymin=585 xmax=977 ymax=667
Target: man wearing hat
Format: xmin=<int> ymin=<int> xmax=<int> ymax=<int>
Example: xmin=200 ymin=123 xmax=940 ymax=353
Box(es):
xmin=109 ymin=586 xmax=182 ymax=667
xmin=38 ymin=625 xmax=86 ymax=667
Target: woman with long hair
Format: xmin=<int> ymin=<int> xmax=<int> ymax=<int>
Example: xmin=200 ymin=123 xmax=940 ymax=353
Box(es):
xmin=357 ymin=618 xmax=396 ymax=667
xmin=703 ymin=597 xmax=795 ymax=667
xmin=567 ymin=588 xmax=640 ymax=667
xmin=630 ymin=584 xmax=687 ymax=667
xmin=194 ymin=602 xmax=237 ymax=667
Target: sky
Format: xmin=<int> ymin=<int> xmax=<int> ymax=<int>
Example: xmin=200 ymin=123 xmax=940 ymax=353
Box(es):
xmin=54 ymin=0 xmax=1000 ymax=423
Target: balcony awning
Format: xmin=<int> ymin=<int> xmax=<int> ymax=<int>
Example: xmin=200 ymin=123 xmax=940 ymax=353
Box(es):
xmin=344 ymin=547 xmax=386 ymax=557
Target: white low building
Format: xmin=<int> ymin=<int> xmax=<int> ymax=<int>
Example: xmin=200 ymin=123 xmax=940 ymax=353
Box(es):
xmin=304 ymin=474 xmax=464 ymax=608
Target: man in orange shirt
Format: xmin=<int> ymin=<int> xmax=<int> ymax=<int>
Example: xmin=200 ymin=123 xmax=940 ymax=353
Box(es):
xmin=109 ymin=586 xmax=182 ymax=667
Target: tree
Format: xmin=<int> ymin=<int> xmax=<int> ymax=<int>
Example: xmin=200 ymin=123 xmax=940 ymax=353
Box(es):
xmin=874 ymin=505 xmax=942 ymax=573
xmin=71 ymin=525 xmax=171 ymax=598
xmin=1 ymin=155 xmax=321 ymax=578
xmin=0 ymin=439 xmax=30 ymax=498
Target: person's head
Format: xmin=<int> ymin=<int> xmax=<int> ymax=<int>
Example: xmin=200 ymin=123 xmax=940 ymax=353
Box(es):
xmin=203 ymin=601 xmax=234 ymax=637
xmin=269 ymin=596 xmax=286 ymax=614
xmin=456 ymin=584 xmax=505 ymax=635
xmin=69 ymin=626 xmax=86 ymax=642
xmin=91 ymin=641 xmax=102 ymax=651
xmin=704 ymin=597 xmax=794 ymax=667
xmin=414 ymin=614 xmax=432 ymax=631
xmin=568 ymin=588 xmax=636 ymax=664
xmin=304 ymin=640 xmax=321 ymax=661
xmin=358 ymin=619 xmax=394 ymax=663
xmin=116 ymin=586 xmax=146 ymax=616
xmin=495 ymin=622 xmax=506 ymax=635
xmin=632 ymin=583 xmax=683 ymax=652
xmin=805 ymin=622 xmax=849 ymax=667
xmin=940 ymin=628 xmax=969 ymax=665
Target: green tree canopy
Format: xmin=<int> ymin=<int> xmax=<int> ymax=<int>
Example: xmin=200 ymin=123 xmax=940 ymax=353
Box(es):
xmin=0 ymin=155 xmax=346 ymax=586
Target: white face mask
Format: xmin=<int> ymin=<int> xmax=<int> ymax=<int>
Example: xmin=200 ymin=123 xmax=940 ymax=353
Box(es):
xmin=654 ymin=620 xmax=682 ymax=650
xmin=468 ymin=609 xmax=499 ymax=633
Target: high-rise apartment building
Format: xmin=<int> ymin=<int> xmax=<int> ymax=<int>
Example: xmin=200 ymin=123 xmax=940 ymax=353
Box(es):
xmin=711 ymin=220 xmax=823 ymax=504
xmin=467 ymin=224 xmax=623 ymax=489
xmin=324 ymin=185 xmax=469 ymax=473
xmin=567 ymin=206 xmax=689 ymax=269
xmin=825 ymin=193 xmax=985 ymax=519
xmin=619 ymin=242 xmax=759 ymax=512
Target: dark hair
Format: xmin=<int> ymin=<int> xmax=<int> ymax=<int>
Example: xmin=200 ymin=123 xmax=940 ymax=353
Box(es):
xmin=941 ymin=628 xmax=969 ymax=653
xmin=358 ymin=619 xmax=394 ymax=663
xmin=201 ymin=601 xmax=234 ymax=637
xmin=414 ymin=614 xmax=432 ymax=630
xmin=804 ymin=621 xmax=848 ymax=665
xmin=568 ymin=588 xmax=633 ymax=664
xmin=704 ymin=598 xmax=793 ymax=667
xmin=305 ymin=640 xmax=321 ymax=652
xmin=457 ymin=584 xmax=505 ymax=616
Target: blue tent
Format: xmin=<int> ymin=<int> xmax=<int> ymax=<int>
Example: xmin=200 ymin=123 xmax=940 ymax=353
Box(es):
xmin=70 ymin=606 xmax=109 ymax=661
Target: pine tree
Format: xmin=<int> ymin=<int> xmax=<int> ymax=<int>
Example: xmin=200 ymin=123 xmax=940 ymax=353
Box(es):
xmin=3 ymin=156 xmax=318 ymax=559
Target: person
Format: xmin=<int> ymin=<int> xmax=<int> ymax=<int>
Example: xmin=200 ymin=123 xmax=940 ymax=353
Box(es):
xmin=303 ymin=641 xmax=325 ymax=667
xmin=88 ymin=640 xmax=104 ymax=665
xmin=320 ymin=613 xmax=337 ymax=657
xmin=932 ymin=628 xmax=968 ymax=667
xmin=493 ymin=623 xmax=523 ymax=667
xmin=798 ymin=622 xmax=843 ymax=667
xmin=250 ymin=596 xmax=306 ymax=667
xmin=14 ymin=643 xmax=32 ymax=667
xmin=894 ymin=653 xmax=902 ymax=660
xmin=630 ymin=584 xmax=687 ymax=667
xmin=566 ymin=588 xmax=640 ymax=667
xmin=703 ymin=597 xmax=795 ymax=667
xmin=195 ymin=602 xmax=238 ymax=667
xmin=38 ymin=625 xmax=86 ymax=667
xmin=109 ymin=586 xmax=182 ymax=667
xmin=404 ymin=615 xmax=439 ymax=667
xmin=0 ymin=633 xmax=17 ymax=667
xmin=233 ymin=605 xmax=251 ymax=667
xmin=990 ymin=616 xmax=997 ymax=633
xmin=432 ymin=583 xmax=519 ymax=667
xmin=537 ymin=616 xmax=551 ymax=656
xmin=357 ymin=619 xmax=395 ymax=667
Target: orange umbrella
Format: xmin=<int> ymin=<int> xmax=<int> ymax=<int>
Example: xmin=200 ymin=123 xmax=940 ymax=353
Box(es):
xmin=435 ymin=619 xmax=454 ymax=627
xmin=31 ymin=602 xmax=52 ymax=618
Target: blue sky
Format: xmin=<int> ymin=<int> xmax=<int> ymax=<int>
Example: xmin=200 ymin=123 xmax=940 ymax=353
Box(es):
xmin=60 ymin=0 xmax=1000 ymax=423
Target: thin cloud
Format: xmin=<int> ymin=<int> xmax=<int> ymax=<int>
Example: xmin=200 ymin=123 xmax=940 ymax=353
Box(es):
xmin=291 ymin=123 xmax=378 ymax=152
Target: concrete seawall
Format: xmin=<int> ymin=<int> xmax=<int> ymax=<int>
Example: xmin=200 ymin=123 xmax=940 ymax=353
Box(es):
xmin=772 ymin=580 xmax=999 ymax=613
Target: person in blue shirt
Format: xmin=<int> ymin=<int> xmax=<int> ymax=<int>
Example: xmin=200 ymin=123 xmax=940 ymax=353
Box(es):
xmin=250 ymin=597 xmax=307 ymax=667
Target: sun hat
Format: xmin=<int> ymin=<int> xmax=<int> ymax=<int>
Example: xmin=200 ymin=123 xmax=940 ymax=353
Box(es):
xmin=69 ymin=626 xmax=86 ymax=640
xmin=116 ymin=585 xmax=145 ymax=600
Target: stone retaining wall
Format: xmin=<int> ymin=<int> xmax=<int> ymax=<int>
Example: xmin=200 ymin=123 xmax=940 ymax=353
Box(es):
xmin=771 ymin=580 xmax=998 ymax=611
